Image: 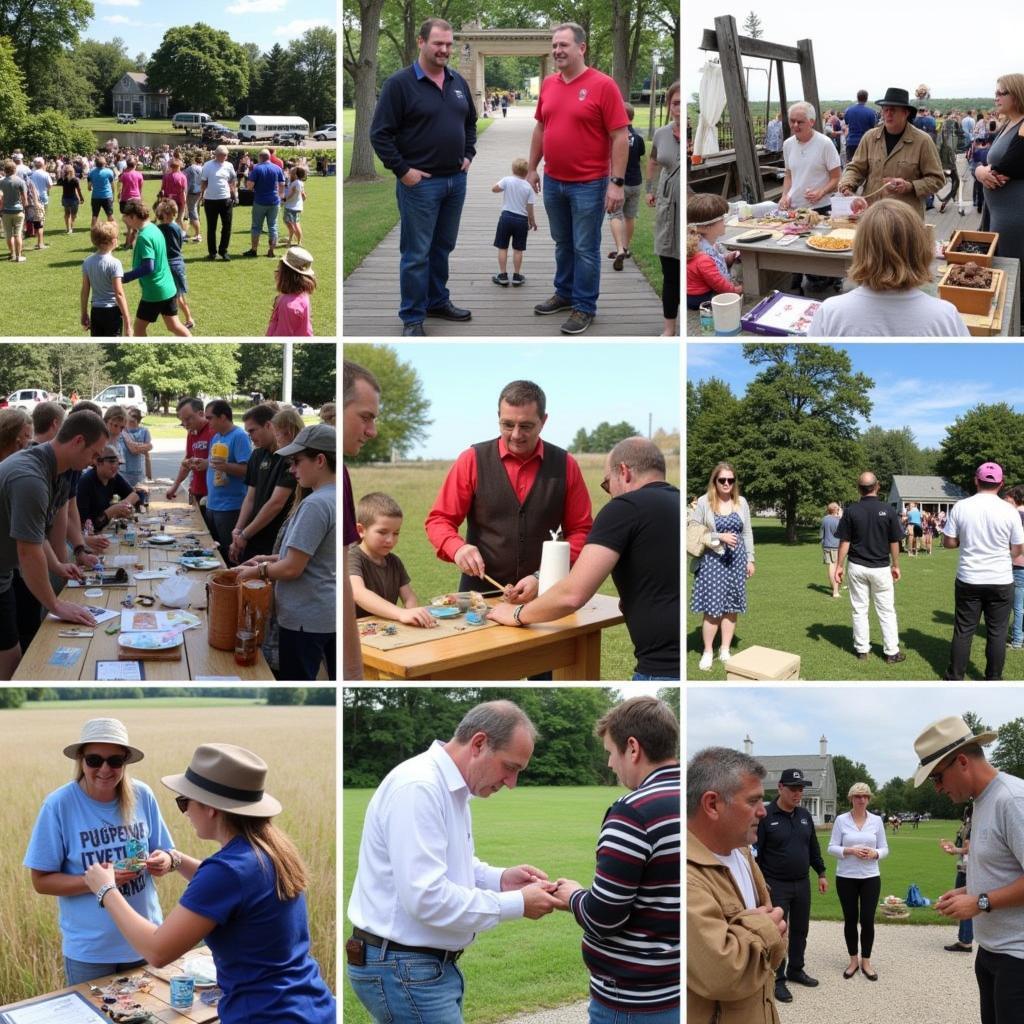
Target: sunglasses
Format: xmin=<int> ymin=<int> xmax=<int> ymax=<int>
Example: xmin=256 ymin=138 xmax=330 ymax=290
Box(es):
xmin=717 ymin=477 xmax=735 ymax=485
xmin=928 ymin=757 xmax=955 ymax=784
xmin=600 ymin=476 xmax=611 ymax=494
xmin=83 ymin=754 xmax=127 ymax=769
xmin=175 ymin=795 xmax=191 ymax=813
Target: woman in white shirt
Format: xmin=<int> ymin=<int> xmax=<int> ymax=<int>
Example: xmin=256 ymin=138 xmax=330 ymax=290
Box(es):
xmin=828 ymin=781 xmax=889 ymax=980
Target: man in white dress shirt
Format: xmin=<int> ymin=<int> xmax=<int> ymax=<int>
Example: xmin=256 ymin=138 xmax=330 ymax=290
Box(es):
xmin=347 ymin=700 xmax=561 ymax=1022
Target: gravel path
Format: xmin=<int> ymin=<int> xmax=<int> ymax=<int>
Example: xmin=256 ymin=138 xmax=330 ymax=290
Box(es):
xmin=778 ymin=920 xmax=977 ymax=1023
xmin=495 ymin=1000 xmax=589 ymax=1023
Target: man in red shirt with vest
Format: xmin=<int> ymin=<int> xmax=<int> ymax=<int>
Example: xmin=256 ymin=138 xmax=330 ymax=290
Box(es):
xmin=527 ymin=23 xmax=629 ymax=335
xmin=425 ymin=379 xmax=592 ymax=603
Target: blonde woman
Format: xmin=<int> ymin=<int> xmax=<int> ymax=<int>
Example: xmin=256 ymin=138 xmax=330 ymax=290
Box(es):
xmin=976 ymin=74 xmax=1024 ymax=265
xmin=84 ymin=743 xmax=335 ymax=1023
xmin=24 ymin=718 xmax=175 ymax=984
xmin=807 ymin=198 xmax=969 ymax=336
xmin=828 ymin=782 xmax=888 ymax=981
xmin=689 ymin=461 xmax=755 ymax=669
xmin=821 ymin=501 xmax=843 ymax=598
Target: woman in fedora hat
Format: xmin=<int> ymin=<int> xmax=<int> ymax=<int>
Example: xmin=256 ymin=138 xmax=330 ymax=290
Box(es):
xmin=267 ymin=245 xmax=317 ymax=336
xmin=24 ymin=718 xmax=175 ymax=985
xmin=83 ymin=743 xmax=335 ymax=1023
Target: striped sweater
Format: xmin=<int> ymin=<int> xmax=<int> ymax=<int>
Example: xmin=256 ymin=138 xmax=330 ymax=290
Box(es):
xmin=568 ymin=764 xmax=681 ymax=1012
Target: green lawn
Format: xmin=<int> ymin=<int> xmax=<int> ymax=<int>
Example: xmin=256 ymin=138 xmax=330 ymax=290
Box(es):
xmin=348 ymin=454 xmax=679 ymax=681
xmin=78 ymin=116 xmax=193 ymax=135
xmin=685 ymin=517 xmax=1016 ymax=680
xmin=343 ymin=786 xmax=617 ymax=1023
xmin=809 ymin=819 xmax=969 ymax=926
xmin=0 ymin=177 xmax=335 ymax=336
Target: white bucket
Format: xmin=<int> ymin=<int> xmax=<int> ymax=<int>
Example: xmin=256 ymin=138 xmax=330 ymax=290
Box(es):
xmin=712 ymin=292 xmax=742 ymax=335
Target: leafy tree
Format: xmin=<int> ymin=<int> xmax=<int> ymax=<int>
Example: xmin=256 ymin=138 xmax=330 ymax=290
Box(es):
xmin=0 ymin=344 xmax=53 ymax=395
xmin=0 ymin=36 xmax=28 ymax=150
xmin=877 ymin=775 xmax=909 ymax=816
xmin=686 ymin=377 xmax=741 ymax=499
xmin=252 ymin=43 xmax=290 ymax=115
xmin=992 ymin=717 xmax=1024 ymax=779
xmin=236 ymin=41 xmax=264 ymax=116
xmin=344 ymin=0 xmax=387 ymax=180
xmin=304 ymin=688 xmax=337 ymax=705
xmin=343 ymin=344 xmax=432 ymax=461
xmin=569 ymin=427 xmax=589 ymax=453
xmin=569 ymin=420 xmax=639 ymax=453
xmin=962 ymin=710 xmax=993 ymax=735
xmin=743 ymin=11 xmax=764 ymax=37
xmin=237 ymin=345 xmax=284 ymax=398
xmin=859 ymin=425 xmax=930 ymax=497
xmin=266 ymin=687 xmax=307 ymax=705
xmin=110 ymin=343 xmax=238 ymax=412
xmin=146 ymin=24 xmax=250 ymax=120
xmin=739 ymin=345 xmax=873 ymax=541
xmin=293 ymin=344 xmax=337 ymax=408
xmin=935 ymin=403 xmax=1024 ymax=494
xmin=0 ymin=688 xmax=26 ymax=708
xmin=831 ymin=754 xmax=878 ymax=812
xmin=27 ymin=51 xmax=95 ymax=119
xmin=14 ymin=109 xmax=96 ymax=157
xmin=47 ymin=344 xmax=110 ymax=400
xmin=286 ymin=27 xmax=336 ymax=128
xmin=74 ymin=38 xmax=134 ymax=115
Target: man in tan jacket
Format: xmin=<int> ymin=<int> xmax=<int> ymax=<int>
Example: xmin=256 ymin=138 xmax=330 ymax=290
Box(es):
xmin=838 ymin=86 xmax=945 ymax=218
xmin=688 ymin=746 xmax=788 ymax=1024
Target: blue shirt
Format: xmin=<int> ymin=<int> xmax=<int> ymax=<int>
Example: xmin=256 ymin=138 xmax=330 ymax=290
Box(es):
xmin=121 ymin=426 xmax=150 ymax=485
xmin=908 ymin=507 xmax=922 ymax=526
xmin=87 ymin=167 xmax=115 ymax=200
xmin=916 ymin=114 xmax=937 ymax=142
xmin=821 ymin=513 xmax=841 ymax=549
xmin=206 ymin=426 xmax=252 ymax=511
xmin=23 ymin=781 xmax=174 ymax=962
xmin=179 ymin=836 xmax=335 ymax=1024
xmin=844 ymin=103 xmax=878 ymax=149
xmin=248 ymin=162 xmax=286 ymax=206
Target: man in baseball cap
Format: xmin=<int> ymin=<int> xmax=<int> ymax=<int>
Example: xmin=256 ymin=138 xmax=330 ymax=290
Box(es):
xmin=755 ymin=767 xmax=828 ymax=1003
xmin=941 ymin=462 xmax=1024 ymax=679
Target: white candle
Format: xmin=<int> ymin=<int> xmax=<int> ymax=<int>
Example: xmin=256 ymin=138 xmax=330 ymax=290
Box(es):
xmin=538 ymin=539 xmax=570 ymax=595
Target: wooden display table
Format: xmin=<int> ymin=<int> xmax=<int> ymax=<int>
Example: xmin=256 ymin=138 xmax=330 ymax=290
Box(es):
xmin=724 ymin=645 xmax=801 ymax=681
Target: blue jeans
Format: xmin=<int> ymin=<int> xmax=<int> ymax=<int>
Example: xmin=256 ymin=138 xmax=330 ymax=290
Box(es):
xmin=279 ymin=625 xmax=335 ymax=681
xmin=589 ymin=1000 xmax=680 ymax=1024
xmin=1012 ymin=567 xmax=1024 ymax=646
xmin=64 ymin=956 xmax=146 ymax=985
xmin=542 ymin=174 xmax=607 ymax=314
xmin=632 ymin=673 xmax=679 ymax=681
xmin=250 ymin=201 xmax=279 ymax=243
xmin=347 ymin=945 xmax=465 ymax=1023
xmin=955 ymin=869 xmax=974 ymax=945
xmin=396 ymin=171 xmax=467 ymax=324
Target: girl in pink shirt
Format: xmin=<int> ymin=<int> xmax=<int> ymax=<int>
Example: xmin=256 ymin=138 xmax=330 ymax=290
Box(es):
xmin=161 ymin=157 xmax=188 ymax=229
xmin=267 ymin=246 xmax=316 ymax=336
xmin=118 ymin=156 xmax=145 ymax=247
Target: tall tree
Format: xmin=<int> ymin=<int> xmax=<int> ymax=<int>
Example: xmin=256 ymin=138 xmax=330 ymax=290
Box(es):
xmin=935 ymin=403 xmax=1024 ymax=494
xmin=47 ymin=344 xmax=109 ymax=399
xmin=236 ymin=41 xmax=264 ymax=116
xmin=344 ymin=0 xmax=386 ymax=180
xmin=253 ymin=43 xmax=289 ymax=114
xmin=286 ymin=27 xmax=336 ymax=128
xmin=610 ymin=0 xmax=647 ymax=98
xmin=686 ymin=377 xmax=741 ymax=499
xmin=74 ymin=37 xmax=133 ymax=115
xmin=743 ymin=12 xmax=764 ymax=38
xmin=237 ymin=344 xmax=284 ymax=398
xmin=293 ymin=344 xmax=338 ymax=407
xmin=992 ymin=718 xmax=1024 ymax=779
xmin=831 ymin=755 xmax=878 ymax=812
xmin=0 ymin=344 xmax=52 ymax=395
xmin=859 ymin=425 xmax=929 ymax=497
xmin=962 ymin=710 xmax=994 ymax=735
xmin=0 ymin=35 xmax=28 ymax=151
xmin=739 ymin=345 xmax=873 ymax=542
xmin=111 ymin=343 xmax=238 ymax=412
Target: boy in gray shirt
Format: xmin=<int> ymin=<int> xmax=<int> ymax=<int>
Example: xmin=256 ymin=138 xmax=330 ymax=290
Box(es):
xmin=80 ymin=221 xmax=132 ymax=337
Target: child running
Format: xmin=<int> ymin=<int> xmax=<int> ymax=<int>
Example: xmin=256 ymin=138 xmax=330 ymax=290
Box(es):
xmin=283 ymin=165 xmax=307 ymax=246
xmin=266 ymin=246 xmax=316 ymax=336
xmin=154 ymin=199 xmax=195 ymax=331
xmin=80 ymin=221 xmax=133 ymax=336
xmin=120 ymin=199 xmax=190 ymax=336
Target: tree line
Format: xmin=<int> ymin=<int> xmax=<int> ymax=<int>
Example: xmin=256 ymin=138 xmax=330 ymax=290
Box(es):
xmin=0 ymin=688 xmax=335 ymax=707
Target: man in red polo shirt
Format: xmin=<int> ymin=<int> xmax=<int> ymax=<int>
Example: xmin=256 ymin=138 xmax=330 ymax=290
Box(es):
xmin=165 ymin=397 xmax=215 ymax=529
xmin=425 ymin=379 xmax=592 ymax=602
xmin=527 ymin=22 xmax=629 ymax=335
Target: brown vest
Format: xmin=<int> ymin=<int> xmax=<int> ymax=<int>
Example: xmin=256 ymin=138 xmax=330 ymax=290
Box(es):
xmin=463 ymin=439 xmax=567 ymax=588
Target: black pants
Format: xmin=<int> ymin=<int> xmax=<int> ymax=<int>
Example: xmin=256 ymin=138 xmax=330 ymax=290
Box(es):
xmin=660 ymin=255 xmax=680 ymax=320
xmin=12 ymin=569 xmax=43 ymax=654
xmin=976 ymin=947 xmax=1024 ymax=1024
xmin=947 ymin=579 xmax=1013 ymax=680
xmin=204 ymin=198 xmax=233 ymax=257
xmin=764 ymin=876 xmax=810 ymax=977
xmin=209 ymin=508 xmax=241 ymax=565
xmin=279 ymin=625 xmax=335 ymax=680
xmin=836 ymin=875 xmax=880 ymax=957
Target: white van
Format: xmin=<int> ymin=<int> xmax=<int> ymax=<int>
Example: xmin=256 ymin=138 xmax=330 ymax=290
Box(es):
xmin=238 ymin=115 xmax=310 ymax=142
xmin=92 ymin=384 xmax=149 ymax=417
xmin=171 ymin=112 xmax=211 ymax=131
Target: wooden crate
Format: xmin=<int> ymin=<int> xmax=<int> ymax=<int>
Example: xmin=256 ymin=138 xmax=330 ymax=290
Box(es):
xmin=724 ymin=645 xmax=801 ymax=681
xmin=938 ymin=264 xmax=1003 ymax=316
xmin=946 ymin=230 xmax=998 ymax=267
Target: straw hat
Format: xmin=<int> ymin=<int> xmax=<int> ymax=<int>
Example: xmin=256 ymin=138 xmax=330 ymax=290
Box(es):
xmin=279 ymin=246 xmax=315 ymax=278
xmin=162 ymin=743 xmax=282 ymax=817
xmin=912 ymin=715 xmax=998 ymax=787
xmin=63 ymin=718 xmax=144 ymax=763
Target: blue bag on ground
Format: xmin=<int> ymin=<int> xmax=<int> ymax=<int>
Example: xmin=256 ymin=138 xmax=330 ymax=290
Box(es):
xmin=906 ymin=883 xmax=931 ymax=907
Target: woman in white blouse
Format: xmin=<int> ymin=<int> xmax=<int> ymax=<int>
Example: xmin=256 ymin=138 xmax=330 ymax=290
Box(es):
xmin=828 ymin=781 xmax=889 ymax=981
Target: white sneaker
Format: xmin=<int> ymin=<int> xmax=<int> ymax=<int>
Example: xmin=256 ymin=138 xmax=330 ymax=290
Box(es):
xmin=698 ymin=651 xmax=713 ymax=671
xmin=719 ymin=648 xmax=731 ymax=662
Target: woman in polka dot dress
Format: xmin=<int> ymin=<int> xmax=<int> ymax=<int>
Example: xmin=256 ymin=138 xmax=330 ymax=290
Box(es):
xmin=689 ymin=461 xmax=755 ymax=670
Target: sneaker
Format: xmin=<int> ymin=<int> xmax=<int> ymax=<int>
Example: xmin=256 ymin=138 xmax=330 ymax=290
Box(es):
xmin=511 ymin=273 xmax=525 ymax=286
xmin=492 ymin=272 xmax=510 ymax=287
xmin=613 ymin=251 xmax=625 ymax=271
xmin=534 ymin=293 xmax=573 ymax=315
xmin=885 ymin=651 xmax=907 ymax=664
xmin=1010 ymin=642 xmax=1024 ymax=650
xmin=698 ymin=651 xmax=713 ymax=671
xmin=718 ymin=647 xmax=731 ymax=662
xmin=219 ymin=253 xmax=231 ymax=261
xmin=560 ymin=309 xmax=594 ymax=334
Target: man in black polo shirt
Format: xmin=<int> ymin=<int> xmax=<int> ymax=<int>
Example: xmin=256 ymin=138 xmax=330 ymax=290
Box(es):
xmin=371 ymin=16 xmax=477 ymax=337
xmin=755 ymin=768 xmax=828 ymax=1005
xmin=835 ymin=471 xmax=906 ymax=664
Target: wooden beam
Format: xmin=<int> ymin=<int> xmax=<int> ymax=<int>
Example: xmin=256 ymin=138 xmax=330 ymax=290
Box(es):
xmin=797 ymin=39 xmax=820 ymax=126
xmin=713 ymin=15 xmax=762 ymax=201
xmin=699 ymin=28 xmax=801 ymax=64
xmin=776 ymin=59 xmax=789 ymax=143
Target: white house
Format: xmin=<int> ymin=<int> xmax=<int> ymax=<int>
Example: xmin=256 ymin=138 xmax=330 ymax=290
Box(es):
xmin=887 ymin=475 xmax=967 ymax=516
xmin=111 ymin=72 xmax=170 ymax=119
xmin=747 ymin=734 xmax=838 ymax=825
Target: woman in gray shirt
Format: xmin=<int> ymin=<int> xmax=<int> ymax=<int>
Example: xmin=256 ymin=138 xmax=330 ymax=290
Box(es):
xmin=648 ymin=82 xmax=681 ymax=336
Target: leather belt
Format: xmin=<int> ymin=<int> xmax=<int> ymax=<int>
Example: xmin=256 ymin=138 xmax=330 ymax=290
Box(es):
xmin=352 ymin=926 xmax=464 ymax=963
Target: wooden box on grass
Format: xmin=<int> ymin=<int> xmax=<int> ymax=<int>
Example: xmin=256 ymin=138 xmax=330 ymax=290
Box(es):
xmin=938 ymin=264 xmax=1003 ymax=317
xmin=945 ymin=230 xmax=998 ymax=267
xmin=724 ymin=645 xmax=801 ymax=681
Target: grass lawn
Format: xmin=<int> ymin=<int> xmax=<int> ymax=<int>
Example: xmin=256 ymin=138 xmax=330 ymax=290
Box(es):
xmin=810 ymin=819 xmax=968 ymax=926
xmin=685 ymin=517 xmax=1019 ymax=681
xmin=348 ymin=454 xmax=679 ymax=681
xmin=0 ymin=177 xmax=335 ymax=337
xmin=343 ymin=785 xmax=616 ymax=1023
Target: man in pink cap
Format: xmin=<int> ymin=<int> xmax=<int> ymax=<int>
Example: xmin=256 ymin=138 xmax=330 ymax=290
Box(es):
xmin=941 ymin=462 xmax=1024 ymax=679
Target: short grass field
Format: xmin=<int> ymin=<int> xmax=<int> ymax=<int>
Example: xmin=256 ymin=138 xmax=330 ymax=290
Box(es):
xmin=685 ymin=517 xmax=1024 ymax=681
xmin=348 ymin=453 xmax=680 ymax=681
xmin=22 ymin=696 xmax=263 ymax=709
xmin=0 ymin=703 xmax=335 ymax=1005
xmin=343 ymin=785 xmax=618 ymax=1023
xmin=809 ymin=818 xmax=969 ymax=926
xmin=0 ymin=176 xmax=335 ymax=337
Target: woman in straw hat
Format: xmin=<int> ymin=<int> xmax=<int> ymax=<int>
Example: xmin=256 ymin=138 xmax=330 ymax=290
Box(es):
xmin=83 ymin=743 xmax=335 ymax=1023
xmin=24 ymin=718 xmax=175 ymax=985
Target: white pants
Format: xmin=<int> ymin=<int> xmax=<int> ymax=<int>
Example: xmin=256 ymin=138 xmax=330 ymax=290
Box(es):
xmin=847 ymin=562 xmax=900 ymax=655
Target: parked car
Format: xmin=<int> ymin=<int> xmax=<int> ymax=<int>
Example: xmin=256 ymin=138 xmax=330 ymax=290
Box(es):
xmin=272 ymin=131 xmax=304 ymax=146
xmin=6 ymin=389 xmax=63 ymax=413
xmin=116 ymin=113 xmax=137 ymax=125
xmin=202 ymin=123 xmax=239 ymax=143
xmin=291 ymin=401 xmax=310 ymax=415
xmin=312 ymin=124 xmax=337 ymax=141
xmin=91 ymin=384 xmax=148 ymax=417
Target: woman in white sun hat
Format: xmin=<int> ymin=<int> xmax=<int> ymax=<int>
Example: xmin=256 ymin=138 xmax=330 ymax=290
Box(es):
xmin=83 ymin=742 xmax=335 ymax=1023
xmin=24 ymin=717 xmax=175 ymax=984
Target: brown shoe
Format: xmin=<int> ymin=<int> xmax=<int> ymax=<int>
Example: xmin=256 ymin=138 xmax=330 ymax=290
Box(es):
xmin=885 ymin=651 xmax=906 ymax=664
xmin=856 ymin=652 xmax=870 ymax=661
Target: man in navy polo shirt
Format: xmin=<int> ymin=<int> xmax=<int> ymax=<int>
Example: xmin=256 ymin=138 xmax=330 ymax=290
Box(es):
xmin=843 ymin=89 xmax=879 ymax=163
xmin=371 ymin=16 xmax=477 ymax=336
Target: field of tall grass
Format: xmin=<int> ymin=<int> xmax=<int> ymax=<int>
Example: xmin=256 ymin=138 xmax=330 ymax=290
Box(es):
xmin=0 ymin=704 xmax=335 ymax=1005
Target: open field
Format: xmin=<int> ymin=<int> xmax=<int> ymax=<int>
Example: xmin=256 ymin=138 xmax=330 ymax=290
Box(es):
xmin=348 ymin=453 xmax=680 ymax=680
xmin=684 ymin=517 xmax=1024 ymax=680
xmin=23 ymin=697 xmax=264 ymax=709
xmin=0 ymin=704 xmax=335 ymax=1005
xmin=342 ymin=785 xmax=618 ymax=1023
xmin=0 ymin=176 xmax=335 ymax=337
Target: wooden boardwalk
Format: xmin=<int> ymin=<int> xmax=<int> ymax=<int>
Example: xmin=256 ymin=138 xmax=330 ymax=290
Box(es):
xmin=343 ymin=103 xmax=666 ymax=337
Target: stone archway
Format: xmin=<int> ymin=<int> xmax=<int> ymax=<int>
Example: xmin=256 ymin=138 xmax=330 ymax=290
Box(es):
xmin=453 ymin=23 xmax=553 ymax=110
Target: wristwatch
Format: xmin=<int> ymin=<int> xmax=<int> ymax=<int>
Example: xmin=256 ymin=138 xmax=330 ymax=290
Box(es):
xmin=978 ymin=893 xmax=992 ymax=912
xmin=610 ymin=176 xmax=625 ymax=187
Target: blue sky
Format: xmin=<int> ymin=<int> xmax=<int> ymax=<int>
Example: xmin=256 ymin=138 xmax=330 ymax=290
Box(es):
xmin=688 ymin=343 xmax=1024 ymax=449
xmin=687 ymin=686 xmax=1022 ymax=788
xmin=382 ymin=342 xmax=680 ymax=459
xmin=85 ymin=0 xmax=334 ymax=57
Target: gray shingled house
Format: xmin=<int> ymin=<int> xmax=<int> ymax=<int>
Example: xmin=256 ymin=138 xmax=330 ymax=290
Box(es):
xmin=887 ymin=475 xmax=968 ymax=517
xmin=745 ymin=734 xmax=838 ymax=824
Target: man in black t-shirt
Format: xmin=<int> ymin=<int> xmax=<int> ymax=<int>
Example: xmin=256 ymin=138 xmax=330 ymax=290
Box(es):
xmin=75 ymin=445 xmax=140 ymax=532
xmin=488 ymin=436 xmax=680 ymax=678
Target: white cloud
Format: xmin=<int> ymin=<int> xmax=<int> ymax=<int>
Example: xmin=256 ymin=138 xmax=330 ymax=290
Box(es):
xmin=273 ymin=17 xmax=329 ymax=36
xmin=103 ymin=14 xmax=144 ymax=24
xmin=226 ymin=0 xmax=286 ymax=12
xmin=98 ymin=0 xmax=141 ymax=6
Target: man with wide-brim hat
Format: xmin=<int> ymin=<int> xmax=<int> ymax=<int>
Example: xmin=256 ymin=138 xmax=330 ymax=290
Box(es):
xmin=838 ymin=86 xmax=944 ymax=218
xmin=913 ymin=714 xmax=1024 ymax=1024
